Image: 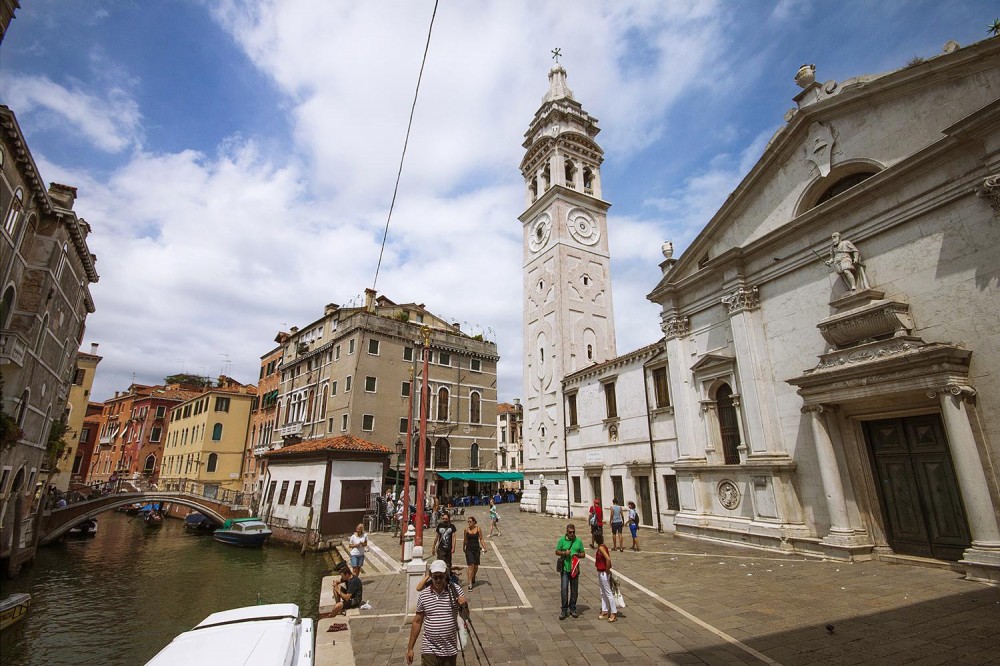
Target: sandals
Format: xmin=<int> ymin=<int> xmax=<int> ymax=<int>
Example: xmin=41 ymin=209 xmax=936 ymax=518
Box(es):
xmin=598 ymin=612 xmax=608 ymax=618
xmin=608 ymin=615 xmax=618 ymax=623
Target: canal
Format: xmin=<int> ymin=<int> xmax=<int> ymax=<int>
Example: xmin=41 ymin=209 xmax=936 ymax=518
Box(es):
xmin=0 ymin=511 xmax=331 ymax=665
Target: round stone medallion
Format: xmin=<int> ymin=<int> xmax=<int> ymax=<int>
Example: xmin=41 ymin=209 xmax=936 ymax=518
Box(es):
xmin=567 ymin=209 xmax=600 ymax=245
xmin=717 ymin=480 xmax=740 ymax=510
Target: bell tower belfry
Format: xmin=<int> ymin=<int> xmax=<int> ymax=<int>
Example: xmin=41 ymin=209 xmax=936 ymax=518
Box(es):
xmin=519 ymin=60 xmax=617 ymax=516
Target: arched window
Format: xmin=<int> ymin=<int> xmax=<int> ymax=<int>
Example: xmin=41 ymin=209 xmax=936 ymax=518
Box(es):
xmin=206 ymin=452 xmax=218 ymax=473
xmin=436 ymin=387 xmax=450 ymax=422
xmin=470 ymin=392 xmax=481 ymax=424
xmin=541 ymin=163 xmax=551 ymax=190
xmin=529 ymin=177 xmax=538 ymax=202
xmin=587 ymin=344 xmax=594 ymax=360
xmin=4 ymin=187 xmax=23 ymax=235
xmin=143 ymin=454 xmax=156 ymax=474
xmin=434 ymin=438 xmax=450 ymax=469
xmin=470 ymin=442 xmax=479 ymax=469
xmin=716 ymin=383 xmax=741 ymax=465
xmin=212 ymin=423 xmax=223 ymax=441
xmin=1 ymin=286 xmax=14 ymax=329
xmin=564 ymin=159 xmax=576 ymax=187
xmin=583 ymin=166 xmax=595 ymax=193
xmin=814 ymin=171 xmax=877 ymax=208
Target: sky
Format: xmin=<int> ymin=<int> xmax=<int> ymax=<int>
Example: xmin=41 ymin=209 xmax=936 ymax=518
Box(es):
xmin=1 ymin=0 xmax=996 ymax=403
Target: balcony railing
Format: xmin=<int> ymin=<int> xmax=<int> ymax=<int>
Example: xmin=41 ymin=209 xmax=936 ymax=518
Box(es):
xmin=0 ymin=329 xmax=27 ymax=367
xmin=278 ymin=421 xmax=302 ymax=437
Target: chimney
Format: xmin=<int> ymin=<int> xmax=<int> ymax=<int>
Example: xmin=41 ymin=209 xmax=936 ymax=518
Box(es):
xmin=364 ymin=288 xmax=376 ymax=312
xmin=48 ymin=183 xmax=78 ymax=210
xmin=90 ymin=343 xmax=99 ymax=354
xmin=451 ymin=322 xmax=461 ymax=332
xmin=324 ymin=303 xmax=340 ymax=316
xmin=513 ymin=397 xmax=521 ymax=407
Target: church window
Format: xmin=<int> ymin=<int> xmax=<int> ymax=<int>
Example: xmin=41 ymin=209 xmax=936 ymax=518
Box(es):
xmin=814 ymin=171 xmax=877 ymax=208
xmin=566 ymin=393 xmax=578 ymax=427
xmin=652 ymin=366 xmax=670 ymax=408
xmin=716 ymin=383 xmax=741 ymax=465
xmin=541 ymin=163 xmax=551 ymax=190
xmin=582 ymin=275 xmax=590 ymax=286
xmin=587 ymin=344 xmax=593 ymax=360
xmin=583 ymin=167 xmax=595 ymax=194
xmin=603 ymin=381 xmax=618 ymax=419
xmin=537 ymin=279 xmax=544 ymax=292
xmin=470 ymin=442 xmax=479 ymax=468
xmin=529 ymin=178 xmax=538 ymax=203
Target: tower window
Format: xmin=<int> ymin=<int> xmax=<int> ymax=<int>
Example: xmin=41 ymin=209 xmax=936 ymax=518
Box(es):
xmin=582 ymin=275 xmax=590 ymax=286
xmin=587 ymin=344 xmax=593 ymax=360
xmin=583 ymin=167 xmax=595 ymax=194
xmin=564 ymin=159 xmax=577 ymax=187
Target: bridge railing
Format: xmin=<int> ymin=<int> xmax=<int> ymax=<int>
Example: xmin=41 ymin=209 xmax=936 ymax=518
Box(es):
xmin=154 ymin=478 xmax=258 ymax=510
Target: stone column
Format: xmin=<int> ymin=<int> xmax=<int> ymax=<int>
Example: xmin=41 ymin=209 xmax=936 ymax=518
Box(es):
xmin=662 ymin=313 xmax=700 ymax=460
xmin=803 ymin=404 xmax=854 ymax=541
xmin=930 ymin=384 xmax=1000 ymax=582
xmin=723 ymin=285 xmax=778 ymax=456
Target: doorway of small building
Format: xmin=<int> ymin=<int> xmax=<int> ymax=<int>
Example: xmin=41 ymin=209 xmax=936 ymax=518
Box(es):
xmin=635 ymin=476 xmax=653 ymax=526
xmin=540 ymin=485 xmax=548 ymax=513
xmin=863 ymin=414 xmax=971 ymax=561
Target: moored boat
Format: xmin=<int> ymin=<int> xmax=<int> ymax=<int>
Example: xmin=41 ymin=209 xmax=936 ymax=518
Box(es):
xmin=144 ymin=603 xmax=313 ymax=665
xmin=68 ymin=517 xmax=99 ymax=537
xmin=183 ymin=512 xmax=216 ymax=533
xmin=212 ymin=517 xmax=271 ymax=547
xmin=0 ymin=592 xmax=31 ymax=631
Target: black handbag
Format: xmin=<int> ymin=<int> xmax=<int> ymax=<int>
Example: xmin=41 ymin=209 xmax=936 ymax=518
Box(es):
xmin=556 ymin=555 xmax=565 ymax=573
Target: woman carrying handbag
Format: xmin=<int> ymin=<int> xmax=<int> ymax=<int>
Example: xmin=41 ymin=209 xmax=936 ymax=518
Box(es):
xmin=593 ymin=532 xmax=618 ymax=622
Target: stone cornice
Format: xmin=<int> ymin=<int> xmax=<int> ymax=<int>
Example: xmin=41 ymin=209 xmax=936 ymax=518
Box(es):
xmin=562 ymin=340 xmax=663 ymax=386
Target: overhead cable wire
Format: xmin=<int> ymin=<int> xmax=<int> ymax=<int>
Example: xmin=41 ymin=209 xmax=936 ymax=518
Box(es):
xmin=371 ymin=0 xmax=440 ymax=290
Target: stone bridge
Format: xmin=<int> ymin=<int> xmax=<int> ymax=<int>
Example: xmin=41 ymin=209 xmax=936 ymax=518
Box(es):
xmin=39 ymin=491 xmax=252 ymax=544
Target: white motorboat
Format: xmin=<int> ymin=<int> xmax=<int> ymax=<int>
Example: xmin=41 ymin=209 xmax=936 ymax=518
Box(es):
xmin=145 ymin=603 xmax=313 ymax=666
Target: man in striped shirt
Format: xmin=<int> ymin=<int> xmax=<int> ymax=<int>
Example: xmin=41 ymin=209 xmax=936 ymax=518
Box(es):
xmin=406 ymin=559 xmax=468 ymax=665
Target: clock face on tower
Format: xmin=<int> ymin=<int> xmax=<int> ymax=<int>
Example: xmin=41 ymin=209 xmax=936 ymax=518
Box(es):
xmin=567 ymin=209 xmax=600 ymax=246
xmin=529 ymin=213 xmax=552 ymax=253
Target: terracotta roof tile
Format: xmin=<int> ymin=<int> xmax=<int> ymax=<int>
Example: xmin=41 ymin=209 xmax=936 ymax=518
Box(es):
xmin=265 ymin=434 xmax=391 ymax=457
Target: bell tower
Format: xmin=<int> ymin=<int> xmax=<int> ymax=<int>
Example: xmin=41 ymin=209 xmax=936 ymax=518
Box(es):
xmin=519 ymin=59 xmax=617 ymax=516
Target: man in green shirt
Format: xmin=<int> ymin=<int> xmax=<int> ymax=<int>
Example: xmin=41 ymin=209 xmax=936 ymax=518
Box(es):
xmin=555 ymin=524 xmax=585 ymax=620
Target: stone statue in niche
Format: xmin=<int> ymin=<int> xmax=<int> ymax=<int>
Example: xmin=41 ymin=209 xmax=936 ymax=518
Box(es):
xmin=824 ymin=232 xmax=870 ymax=292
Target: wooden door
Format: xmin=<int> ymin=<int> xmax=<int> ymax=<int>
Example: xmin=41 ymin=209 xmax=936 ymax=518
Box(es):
xmin=636 ymin=475 xmax=653 ymax=526
xmin=864 ymin=415 xmax=971 ymax=561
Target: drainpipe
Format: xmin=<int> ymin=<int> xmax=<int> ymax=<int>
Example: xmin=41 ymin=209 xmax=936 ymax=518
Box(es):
xmin=641 ymin=363 xmax=664 ymax=532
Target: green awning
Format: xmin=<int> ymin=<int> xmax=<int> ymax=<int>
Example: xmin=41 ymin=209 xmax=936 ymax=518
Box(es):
xmin=436 ymin=472 xmax=524 ymax=482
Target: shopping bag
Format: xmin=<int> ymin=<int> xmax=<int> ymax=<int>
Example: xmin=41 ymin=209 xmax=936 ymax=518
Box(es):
xmin=610 ymin=573 xmax=626 ymax=608
xmin=457 ymin=617 xmax=469 ymax=648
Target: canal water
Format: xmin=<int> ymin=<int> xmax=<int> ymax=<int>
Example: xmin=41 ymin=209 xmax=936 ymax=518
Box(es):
xmin=0 ymin=511 xmax=331 ymax=665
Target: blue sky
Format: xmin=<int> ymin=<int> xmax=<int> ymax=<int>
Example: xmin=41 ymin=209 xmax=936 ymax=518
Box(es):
xmin=1 ymin=0 xmax=996 ymax=402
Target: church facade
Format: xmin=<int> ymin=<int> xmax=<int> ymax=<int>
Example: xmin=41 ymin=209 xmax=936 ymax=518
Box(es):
xmin=648 ymin=37 xmax=1000 ymax=582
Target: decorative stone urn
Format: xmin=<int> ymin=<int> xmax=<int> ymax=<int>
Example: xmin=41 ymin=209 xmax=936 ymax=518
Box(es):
xmin=661 ymin=240 xmax=674 ymax=260
xmin=795 ymin=64 xmax=816 ymax=88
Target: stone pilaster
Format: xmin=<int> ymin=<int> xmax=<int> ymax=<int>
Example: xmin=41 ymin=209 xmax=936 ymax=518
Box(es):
xmin=927 ymin=384 xmax=1000 ymax=583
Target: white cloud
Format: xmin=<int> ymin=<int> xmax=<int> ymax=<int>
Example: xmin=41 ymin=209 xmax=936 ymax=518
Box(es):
xmin=1 ymin=73 xmax=142 ymax=153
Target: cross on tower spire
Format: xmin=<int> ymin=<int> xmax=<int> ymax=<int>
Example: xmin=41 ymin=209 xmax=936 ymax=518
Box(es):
xmin=551 ymin=47 xmax=562 ymax=63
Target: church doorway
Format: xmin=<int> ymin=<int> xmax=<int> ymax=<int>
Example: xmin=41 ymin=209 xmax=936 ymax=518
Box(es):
xmin=863 ymin=414 xmax=971 ymax=561
xmin=540 ymin=486 xmax=548 ymax=513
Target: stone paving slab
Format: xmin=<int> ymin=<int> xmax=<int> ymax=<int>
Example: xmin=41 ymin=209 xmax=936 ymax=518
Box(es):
xmin=347 ymin=504 xmax=1000 ymax=665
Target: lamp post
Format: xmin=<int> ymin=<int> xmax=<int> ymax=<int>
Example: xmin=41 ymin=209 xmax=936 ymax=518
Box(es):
xmin=402 ymin=366 xmax=414 ymax=542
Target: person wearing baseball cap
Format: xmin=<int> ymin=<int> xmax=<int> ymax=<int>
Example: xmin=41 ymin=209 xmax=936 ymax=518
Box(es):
xmin=407 ymin=560 xmax=468 ymax=664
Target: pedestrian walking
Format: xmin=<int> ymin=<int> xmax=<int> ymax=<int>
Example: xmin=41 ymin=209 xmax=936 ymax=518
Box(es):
xmin=594 ymin=532 xmax=618 ymax=621
xmin=348 ymin=523 xmax=368 ymax=577
xmin=555 ymin=523 xmax=585 ymax=620
xmin=406 ymin=559 xmax=469 ymax=665
xmin=588 ymin=497 xmax=604 ymax=548
xmin=463 ymin=516 xmax=487 ymax=589
xmin=488 ymin=499 xmax=501 ymax=537
xmin=609 ymin=497 xmax=625 ymax=552
xmin=627 ymin=501 xmax=641 ymax=551
xmin=432 ymin=511 xmax=459 ymax=570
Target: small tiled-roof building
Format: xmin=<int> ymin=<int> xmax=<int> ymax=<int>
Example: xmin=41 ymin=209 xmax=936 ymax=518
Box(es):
xmin=262 ymin=434 xmax=391 ymax=546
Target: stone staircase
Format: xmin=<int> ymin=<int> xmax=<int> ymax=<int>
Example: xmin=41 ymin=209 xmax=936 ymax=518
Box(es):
xmin=336 ymin=533 xmax=403 ymax=575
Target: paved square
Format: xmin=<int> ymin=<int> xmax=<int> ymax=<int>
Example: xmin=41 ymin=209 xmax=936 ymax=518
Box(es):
xmin=348 ymin=504 xmax=1000 ymax=665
